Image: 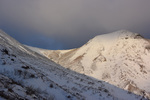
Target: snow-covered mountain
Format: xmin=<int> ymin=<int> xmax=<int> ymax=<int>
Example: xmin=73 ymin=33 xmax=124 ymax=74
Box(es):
xmin=32 ymin=30 xmax=150 ymax=99
xmin=0 ymin=30 xmax=146 ymax=100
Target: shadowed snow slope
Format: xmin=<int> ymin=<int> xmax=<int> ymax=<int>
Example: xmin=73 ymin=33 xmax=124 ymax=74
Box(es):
xmin=30 ymin=30 xmax=150 ymax=99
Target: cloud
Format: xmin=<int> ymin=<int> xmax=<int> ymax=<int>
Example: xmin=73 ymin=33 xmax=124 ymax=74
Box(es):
xmin=0 ymin=0 xmax=150 ymax=49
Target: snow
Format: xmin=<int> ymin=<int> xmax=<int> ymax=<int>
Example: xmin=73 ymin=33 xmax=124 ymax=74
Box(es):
xmin=33 ymin=30 xmax=150 ymax=99
xmin=0 ymin=29 xmax=148 ymax=100
xmin=68 ymin=30 xmax=140 ymax=74
xmin=25 ymin=45 xmax=48 ymax=55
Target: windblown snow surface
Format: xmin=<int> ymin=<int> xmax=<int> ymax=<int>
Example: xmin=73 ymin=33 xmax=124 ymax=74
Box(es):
xmin=31 ymin=30 xmax=150 ymax=100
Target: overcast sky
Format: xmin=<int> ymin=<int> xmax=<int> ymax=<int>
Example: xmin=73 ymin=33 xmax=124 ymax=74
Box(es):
xmin=0 ymin=0 xmax=150 ymax=49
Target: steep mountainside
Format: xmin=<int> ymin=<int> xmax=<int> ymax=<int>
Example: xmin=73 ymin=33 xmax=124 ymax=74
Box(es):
xmin=0 ymin=30 xmax=146 ymax=100
xmin=33 ymin=30 xmax=150 ymax=99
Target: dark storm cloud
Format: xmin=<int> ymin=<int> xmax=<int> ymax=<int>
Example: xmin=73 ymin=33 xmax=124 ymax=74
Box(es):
xmin=0 ymin=0 xmax=150 ymax=49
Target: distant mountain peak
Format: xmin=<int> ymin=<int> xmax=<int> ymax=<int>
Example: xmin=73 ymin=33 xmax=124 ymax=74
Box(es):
xmin=82 ymin=30 xmax=142 ymax=56
xmin=90 ymin=30 xmax=140 ymax=43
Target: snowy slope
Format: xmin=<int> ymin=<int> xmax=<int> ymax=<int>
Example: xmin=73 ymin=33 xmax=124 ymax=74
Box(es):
xmin=34 ymin=30 xmax=150 ymax=99
xmin=0 ymin=30 xmax=146 ymax=100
